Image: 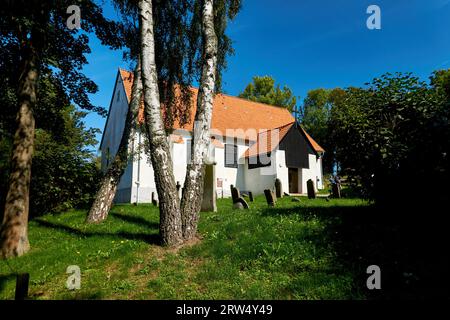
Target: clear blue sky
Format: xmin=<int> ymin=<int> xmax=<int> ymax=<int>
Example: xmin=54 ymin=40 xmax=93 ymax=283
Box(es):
xmin=81 ymin=0 xmax=450 ymax=150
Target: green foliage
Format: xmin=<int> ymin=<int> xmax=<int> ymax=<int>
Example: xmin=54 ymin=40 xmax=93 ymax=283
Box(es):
xmin=0 ymin=105 xmax=101 ymax=218
xmin=0 ymin=0 xmax=123 ymax=116
xmin=0 ymin=1 xmax=123 ymax=219
xmin=30 ymin=106 xmax=101 ymax=216
xmin=112 ymin=0 xmax=241 ymax=129
xmin=329 ymin=71 xmax=450 ymax=203
xmin=239 ymin=76 xmax=298 ymax=111
xmin=300 ymin=88 xmax=346 ymax=173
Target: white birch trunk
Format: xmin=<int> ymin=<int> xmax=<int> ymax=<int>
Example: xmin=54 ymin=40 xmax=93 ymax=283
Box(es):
xmin=139 ymin=0 xmax=183 ymax=246
xmin=181 ymin=0 xmax=218 ymax=240
xmin=86 ymin=60 xmax=142 ymax=224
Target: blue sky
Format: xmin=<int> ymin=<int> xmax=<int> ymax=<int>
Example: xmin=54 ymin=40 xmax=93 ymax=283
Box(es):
xmin=81 ymin=0 xmax=450 ymax=150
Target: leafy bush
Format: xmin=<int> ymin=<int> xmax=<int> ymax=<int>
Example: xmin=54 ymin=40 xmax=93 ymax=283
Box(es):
xmin=329 ymin=71 xmax=450 ymax=205
xmin=0 ymin=106 xmax=101 ymax=218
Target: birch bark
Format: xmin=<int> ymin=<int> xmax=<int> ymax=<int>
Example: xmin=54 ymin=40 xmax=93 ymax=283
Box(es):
xmin=139 ymin=0 xmax=183 ymax=246
xmin=86 ymin=60 xmax=143 ymax=223
xmin=181 ymin=0 xmax=218 ymax=240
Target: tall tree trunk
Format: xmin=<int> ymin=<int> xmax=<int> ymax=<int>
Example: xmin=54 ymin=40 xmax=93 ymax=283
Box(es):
xmin=181 ymin=0 xmax=218 ymax=240
xmin=0 ymin=45 xmax=39 ymax=258
xmin=86 ymin=60 xmax=143 ymax=223
xmin=139 ymin=0 xmax=183 ymax=246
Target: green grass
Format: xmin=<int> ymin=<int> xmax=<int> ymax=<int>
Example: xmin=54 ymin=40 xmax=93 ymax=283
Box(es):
xmin=0 ymin=196 xmax=372 ymax=300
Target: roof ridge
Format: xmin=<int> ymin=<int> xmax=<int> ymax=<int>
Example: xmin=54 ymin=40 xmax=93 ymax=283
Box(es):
xmin=118 ymin=68 xmax=295 ymax=115
xmin=257 ymin=121 xmax=295 ymax=135
xmin=217 ymin=92 xmax=295 ymax=113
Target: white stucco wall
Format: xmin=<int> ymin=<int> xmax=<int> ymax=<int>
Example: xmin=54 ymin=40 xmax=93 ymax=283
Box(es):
xmin=299 ymin=154 xmax=323 ymax=193
xmin=316 ymin=156 xmax=324 ymax=189
xmin=276 ymin=150 xmax=289 ymax=195
xmin=244 ymin=161 xmax=277 ymax=195
xmin=129 ymin=130 xmax=155 ymax=203
xmin=100 ymin=75 xmax=129 ymax=170
xmin=100 ymin=74 xmax=133 ymax=203
xmin=215 ymin=139 xmax=248 ymax=198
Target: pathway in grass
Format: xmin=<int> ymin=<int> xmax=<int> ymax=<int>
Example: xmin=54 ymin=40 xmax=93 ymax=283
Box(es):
xmin=0 ymin=196 xmax=370 ymax=300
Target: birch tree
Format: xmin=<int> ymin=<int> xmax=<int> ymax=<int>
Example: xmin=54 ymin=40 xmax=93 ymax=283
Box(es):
xmin=86 ymin=60 xmax=142 ymax=223
xmin=180 ymin=0 xmax=218 ymax=240
xmin=139 ymin=0 xmax=183 ymax=245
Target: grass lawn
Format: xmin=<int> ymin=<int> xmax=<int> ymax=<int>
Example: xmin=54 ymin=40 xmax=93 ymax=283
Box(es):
xmin=0 ymin=195 xmax=397 ymax=300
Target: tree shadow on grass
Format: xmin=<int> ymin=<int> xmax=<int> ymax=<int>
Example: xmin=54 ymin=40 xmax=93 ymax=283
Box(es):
xmin=33 ymin=219 xmax=161 ymax=245
xmin=109 ymin=211 xmax=159 ymax=230
xmin=261 ymin=201 xmax=449 ymax=299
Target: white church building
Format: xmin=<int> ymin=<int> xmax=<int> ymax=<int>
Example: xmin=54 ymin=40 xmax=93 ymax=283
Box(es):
xmin=100 ymin=69 xmax=325 ymax=204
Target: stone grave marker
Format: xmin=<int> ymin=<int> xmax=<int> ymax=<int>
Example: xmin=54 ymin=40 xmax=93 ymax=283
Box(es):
xmin=151 ymin=192 xmax=158 ymax=206
xmin=235 ymin=197 xmax=249 ymax=209
xmin=275 ymin=178 xmax=283 ymax=198
xmin=307 ymin=179 xmax=316 ymax=199
xmin=264 ymin=189 xmax=276 ymax=207
xmin=233 ymin=202 xmax=244 ymax=210
xmin=231 ymin=186 xmax=240 ymax=203
xmin=332 ymin=183 xmax=341 ymax=198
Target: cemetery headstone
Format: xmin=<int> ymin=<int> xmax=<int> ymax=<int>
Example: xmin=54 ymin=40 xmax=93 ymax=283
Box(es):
xmin=264 ymin=189 xmax=276 ymax=207
xmin=275 ymin=178 xmax=283 ymax=198
xmin=235 ymin=197 xmax=249 ymax=209
xmin=307 ymin=179 xmax=316 ymax=199
xmin=231 ymin=186 xmax=240 ymax=203
xmin=151 ymin=192 xmax=158 ymax=206
xmin=332 ymin=183 xmax=341 ymax=198
xmin=233 ymin=202 xmax=244 ymax=210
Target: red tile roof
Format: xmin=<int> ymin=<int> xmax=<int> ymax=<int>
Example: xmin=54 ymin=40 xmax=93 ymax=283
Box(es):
xmin=118 ymin=69 xmax=324 ymax=153
xmin=243 ymin=122 xmax=294 ymax=158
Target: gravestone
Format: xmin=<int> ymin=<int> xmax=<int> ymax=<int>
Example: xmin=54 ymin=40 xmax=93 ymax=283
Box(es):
xmin=201 ymin=164 xmax=217 ymax=212
xmin=248 ymin=191 xmax=254 ymax=202
xmin=233 ymin=202 xmax=244 ymax=210
xmin=235 ymin=197 xmax=249 ymax=209
xmin=151 ymin=192 xmax=158 ymax=206
xmin=264 ymin=189 xmax=276 ymax=207
xmin=275 ymin=178 xmax=283 ymax=198
xmin=332 ymin=183 xmax=341 ymax=199
xmin=307 ymin=179 xmax=316 ymax=199
xmin=231 ymin=186 xmax=240 ymax=203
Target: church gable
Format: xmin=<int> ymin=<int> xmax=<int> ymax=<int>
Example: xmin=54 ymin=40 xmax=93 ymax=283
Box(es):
xmin=279 ymin=124 xmax=314 ymax=169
